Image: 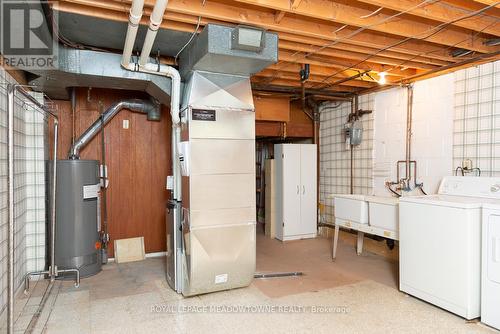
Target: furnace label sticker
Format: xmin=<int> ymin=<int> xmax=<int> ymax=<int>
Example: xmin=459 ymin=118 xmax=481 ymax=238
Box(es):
xmin=192 ymin=109 xmax=216 ymax=121
xmin=215 ymin=273 xmax=228 ymax=284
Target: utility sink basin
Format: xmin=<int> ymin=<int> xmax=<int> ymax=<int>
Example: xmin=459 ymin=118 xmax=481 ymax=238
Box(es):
xmin=366 ymin=196 xmax=399 ymax=232
xmin=331 ymin=194 xmax=368 ymax=225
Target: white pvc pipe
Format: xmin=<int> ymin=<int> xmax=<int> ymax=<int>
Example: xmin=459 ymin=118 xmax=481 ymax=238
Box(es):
xmin=125 ymin=62 xmax=180 ymax=125
xmin=139 ymin=0 xmax=168 ymax=66
xmin=122 ymin=0 xmax=181 ymax=199
xmin=124 ymin=61 xmax=182 ymax=199
xmin=122 ymin=0 xmax=145 ymax=68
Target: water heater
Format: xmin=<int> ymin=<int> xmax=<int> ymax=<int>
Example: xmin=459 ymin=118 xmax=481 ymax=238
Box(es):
xmin=50 ymin=160 xmax=102 ymax=277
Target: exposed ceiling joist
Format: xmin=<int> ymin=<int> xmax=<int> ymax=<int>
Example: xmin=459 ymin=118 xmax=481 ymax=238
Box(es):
xmin=274 ymin=10 xmax=286 ymax=23
xmin=353 ymin=0 xmax=500 ymax=36
xmin=231 ymin=0 xmax=497 ymax=53
xmin=290 ymin=0 xmax=303 ymax=10
xmin=101 ymin=0 xmax=472 ymax=59
xmin=51 ymin=0 xmax=500 ymax=94
xmin=443 ymin=0 xmax=500 ymax=17
xmin=471 ymin=0 xmax=500 ymax=6
xmin=257 ymin=69 xmax=377 ymax=88
xmin=278 ymin=40 xmax=440 ymax=70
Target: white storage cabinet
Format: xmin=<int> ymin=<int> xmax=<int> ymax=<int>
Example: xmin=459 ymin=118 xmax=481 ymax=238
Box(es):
xmin=274 ymin=144 xmax=317 ymax=241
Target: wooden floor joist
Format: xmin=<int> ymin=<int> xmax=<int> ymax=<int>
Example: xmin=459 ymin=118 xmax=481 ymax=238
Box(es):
xmin=52 ymin=0 xmax=500 ymax=95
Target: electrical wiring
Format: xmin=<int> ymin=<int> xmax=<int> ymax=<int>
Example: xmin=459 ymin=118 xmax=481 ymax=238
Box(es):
xmin=313 ymin=1 xmax=500 ymax=91
xmin=360 ymin=7 xmax=384 ymax=19
xmin=174 ymin=15 xmax=202 ymax=64
xmin=384 ymin=19 xmax=499 ymax=84
xmin=260 ymin=0 xmax=439 ymax=85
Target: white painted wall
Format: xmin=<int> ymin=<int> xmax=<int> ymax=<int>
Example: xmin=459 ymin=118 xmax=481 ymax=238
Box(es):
xmin=373 ymin=73 xmax=454 ymax=196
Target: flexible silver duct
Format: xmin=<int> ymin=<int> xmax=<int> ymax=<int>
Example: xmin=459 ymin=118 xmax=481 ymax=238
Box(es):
xmin=68 ymin=99 xmax=160 ymax=159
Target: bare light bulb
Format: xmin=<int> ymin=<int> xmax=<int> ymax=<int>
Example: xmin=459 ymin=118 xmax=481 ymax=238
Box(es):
xmin=378 ymin=72 xmax=387 ymax=85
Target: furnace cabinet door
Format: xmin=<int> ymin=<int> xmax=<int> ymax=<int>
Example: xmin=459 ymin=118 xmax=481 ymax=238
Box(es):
xmin=280 ymin=145 xmax=302 ymax=237
xmin=300 ymin=144 xmax=317 ymax=236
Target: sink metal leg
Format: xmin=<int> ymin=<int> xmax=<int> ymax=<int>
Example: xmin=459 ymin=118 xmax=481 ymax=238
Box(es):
xmin=332 ymin=224 xmax=340 ymax=261
xmin=356 ymin=231 xmax=364 ymax=255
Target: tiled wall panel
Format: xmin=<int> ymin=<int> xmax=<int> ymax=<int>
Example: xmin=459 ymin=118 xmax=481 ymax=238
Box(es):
xmin=453 ymin=61 xmax=500 ymax=176
xmin=0 ymin=68 xmax=47 ymax=314
xmin=319 ymin=94 xmax=374 ymax=224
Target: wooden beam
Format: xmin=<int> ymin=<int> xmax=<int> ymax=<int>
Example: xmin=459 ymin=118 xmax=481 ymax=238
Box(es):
xmin=278 ymin=40 xmax=441 ymax=70
xmin=251 ymin=77 xmax=361 ymax=92
xmin=256 ymin=121 xmax=283 ymax=137
xmin=402 ymin=51 xmax=500 ymax=83
xmin=54 ymin=2 xmax=416 ymax=81
xmin=229 ymin=0 xmax=496 ymax=53
xmin=353 ymin=0 xmax=500 ymax=36
xmin=268 ymin=62 xmax=386 ymax=83
xmin=278 ymin=50 xmax=416 ymax=77
xmin=53 ymin=2 xmax=204 ymax=33
xmin=57 ymin=0 xmax=457 ymax=66
xmin=66 ymin=0 xmax=469 ymax=62
xmin=254 ymin=95 xmax=290 ymax=121
xmin=256 ymin=69 xmax=378 ymax=88
xmin=471 ymin=0 xmax=500 ymax=6
xmin=443 ymin=0 xmax=500 ymax=18
xmin=278 ymin=32 xmax=455 ymax=65
xmin=274 ymin=10 xmax=286 ymax=23
xmin=290 ymin=0 xmax=302 ymax=9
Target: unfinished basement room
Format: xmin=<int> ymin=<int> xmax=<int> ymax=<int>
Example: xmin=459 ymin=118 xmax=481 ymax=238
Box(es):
xmin=1 ymin=0 xmax=500 ymax=333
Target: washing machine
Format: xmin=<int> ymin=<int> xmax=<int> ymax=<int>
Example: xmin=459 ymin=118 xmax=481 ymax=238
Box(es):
xmin=399 ymin=177 xmax=500 ymax=320
xmin=482 ymin=203 xmax=500 ymax=330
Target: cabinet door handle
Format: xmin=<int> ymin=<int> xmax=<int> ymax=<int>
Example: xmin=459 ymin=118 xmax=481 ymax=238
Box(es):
xmin=302 ymin=185 xmax=305 ymax=194
xmin=297 ymin=185 xmax=299 ymax=194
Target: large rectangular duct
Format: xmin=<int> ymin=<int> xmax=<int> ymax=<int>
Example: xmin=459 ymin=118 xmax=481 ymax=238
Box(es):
xmin=28 ymin=47 xmax=173 ymax=105
xmin=166 ymin=24 xmax=277 ymax=296
xmin=179 ymin=24 xmax=278 ymax=77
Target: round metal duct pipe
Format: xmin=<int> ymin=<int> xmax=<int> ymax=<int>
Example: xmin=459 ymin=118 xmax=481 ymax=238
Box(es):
xmin=68 ymin=99 xmax=160 ymax=159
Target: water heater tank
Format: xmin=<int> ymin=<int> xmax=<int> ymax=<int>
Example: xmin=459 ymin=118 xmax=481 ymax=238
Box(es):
xmin=49 ymin=160 xmax=102 ymax=277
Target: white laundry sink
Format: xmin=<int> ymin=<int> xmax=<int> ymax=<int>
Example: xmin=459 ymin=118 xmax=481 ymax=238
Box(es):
xmin=366 ymin=196 xmax=399 ymax=232
xmin=331 ymin=194 xmax=368 ymax=225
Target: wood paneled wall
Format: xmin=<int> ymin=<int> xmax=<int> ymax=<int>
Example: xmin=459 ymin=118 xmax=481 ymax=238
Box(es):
xmin=53 ymin=88 xmax=172 ymax=257
xmin=255 ymin=99 xmax=314 ymax=138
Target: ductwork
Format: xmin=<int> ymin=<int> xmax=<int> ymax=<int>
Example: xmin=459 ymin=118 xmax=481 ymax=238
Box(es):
xmin=68 ymin=99 xmax=160 ymax=159
xmin=179 ymin=24 xmax=278 ymax=78
xmin=28 ymin=47 xmax=173 ymax=105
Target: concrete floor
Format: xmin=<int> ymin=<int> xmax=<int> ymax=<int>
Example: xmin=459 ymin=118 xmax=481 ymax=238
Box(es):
xmin=4 ymin=230 xmax=498 ymax=333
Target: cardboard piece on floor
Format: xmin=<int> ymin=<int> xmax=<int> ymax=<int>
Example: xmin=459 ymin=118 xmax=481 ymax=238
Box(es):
xmin=114 ymin=237 xmax=146 ymax=263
